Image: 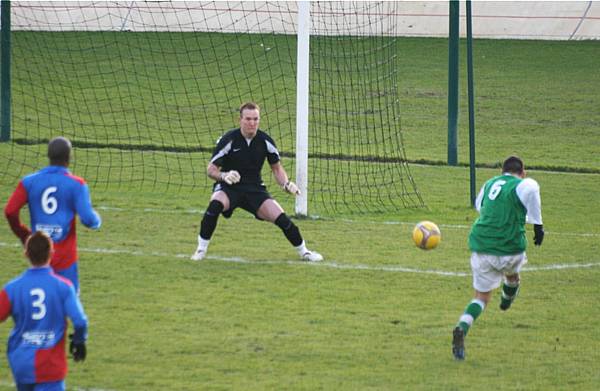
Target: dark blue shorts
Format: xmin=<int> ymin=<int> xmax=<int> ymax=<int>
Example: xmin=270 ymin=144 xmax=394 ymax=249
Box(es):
xmin=17 ymin=380 xmax=65 ymax=391
xmin=55 ymin=262 xmax=79 ymax=295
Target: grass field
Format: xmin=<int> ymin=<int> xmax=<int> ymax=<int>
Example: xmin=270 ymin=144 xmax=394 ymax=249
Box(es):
xmin=1 ymin=33 xmax=600 ymax=390
xmin=10 ymin=33 xmax=600 ymax=171
xmin=1 ymin=165 xmax=599 ymax=390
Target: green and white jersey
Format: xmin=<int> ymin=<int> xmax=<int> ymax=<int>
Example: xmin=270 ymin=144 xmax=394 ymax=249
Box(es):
xmin=469 ymin=174 xmax=542 ymax=255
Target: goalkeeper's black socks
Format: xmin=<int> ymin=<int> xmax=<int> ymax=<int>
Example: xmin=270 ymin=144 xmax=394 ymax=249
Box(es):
xmin=274 ymin=213 xmax=303 ymax=247
xmin=200 ymin=200 xmax=224 ymax=240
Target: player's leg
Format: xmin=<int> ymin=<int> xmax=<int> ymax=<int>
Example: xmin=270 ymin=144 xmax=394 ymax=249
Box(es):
xmin=457 ymin=290 xmax=491 ymax=337
xmin=33 ymin=380 xmax=66 ymax=391
xmin=500 ymin=274 xmax=520 ymax=310
xmin=54 ymin=262 xmax=79 ymax=295
xmin=453 ymin=252 xmax=500 ymax=360
xmin=256 ymin=198 xmax=323 ymax=262
xmin=191 ymin=191 xmax=230 ymax=261
xmin=499 ymin=252 xmax=527 ymax=310
xmin=453 ymin=290 xmax=490 ymax=361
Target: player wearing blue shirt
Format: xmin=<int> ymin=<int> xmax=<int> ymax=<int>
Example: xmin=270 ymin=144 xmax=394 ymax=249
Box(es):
xmin=5 ymin=137 xmax=101 ymax=293
xmin=0 ymin=231 xmax=88 ymax=391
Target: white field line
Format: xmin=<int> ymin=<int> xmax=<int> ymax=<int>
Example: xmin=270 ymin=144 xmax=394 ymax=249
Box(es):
xmin=0 ymin=380 xmax=115 ymax=391
xmin=1 ymin=242 xmax=599 ymax=277
xmin=96 ymin=205 xmax=600 ymax=238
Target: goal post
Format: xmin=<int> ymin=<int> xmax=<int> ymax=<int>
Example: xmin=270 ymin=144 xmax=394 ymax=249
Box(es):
xmin=0 ymin=0 xmax=10 ymax=142
xmin=295 ymin=1 xmax=310 ymax=216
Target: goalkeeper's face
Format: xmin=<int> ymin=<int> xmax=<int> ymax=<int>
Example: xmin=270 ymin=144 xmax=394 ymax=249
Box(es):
xmin=240 ymin=108 xmax=260 ymax=138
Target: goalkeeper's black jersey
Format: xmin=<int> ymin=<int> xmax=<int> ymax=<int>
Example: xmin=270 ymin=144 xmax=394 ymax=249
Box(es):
xmin=210 ymin=128 xmax=281 ymax=187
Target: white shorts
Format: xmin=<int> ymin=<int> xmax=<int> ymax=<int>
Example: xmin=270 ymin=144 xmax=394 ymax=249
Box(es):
xmin=470 ymin=252 xmax=528 ymax=292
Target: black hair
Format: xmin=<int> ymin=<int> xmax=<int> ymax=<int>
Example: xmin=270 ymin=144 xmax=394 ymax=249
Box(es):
xmin=502 ymin=156 xmax=524 ymax=174
xmin=48 ymin=136 xmax=72 ymax=166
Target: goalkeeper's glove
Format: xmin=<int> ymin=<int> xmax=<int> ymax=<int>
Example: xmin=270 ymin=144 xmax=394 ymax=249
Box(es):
xmin=69 ymin=334 xmax=87 ymax=362
xmin=533 ymin=224 xmax=544 ymax=246
xmin=220 ymin=170 xmax=241 ymax=185
xmin=283 ymin=181 xmax=300 ymax=195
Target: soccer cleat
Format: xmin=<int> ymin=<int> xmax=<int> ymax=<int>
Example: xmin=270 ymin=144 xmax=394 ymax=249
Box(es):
xmin=500 ymin=286 xmax=519 ymax=311
xmin=499 ymin=297 xmax=513 ymax=311
xmin=190 ymin=248 xmax=206 ymax=261
xmin=452 ymin=327 xmax=465 ymax=361
xmin=301 ymin=250 xmax=323 ymax=262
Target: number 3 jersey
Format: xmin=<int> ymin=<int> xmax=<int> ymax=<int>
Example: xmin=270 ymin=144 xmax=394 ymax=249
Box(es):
xmin=4 ymin=166 xmax=102 ymax=271
xmin=0 ymin=267 xmax=88 ymax=384
xmin=469 ymin=174 xmax=542 ymax=255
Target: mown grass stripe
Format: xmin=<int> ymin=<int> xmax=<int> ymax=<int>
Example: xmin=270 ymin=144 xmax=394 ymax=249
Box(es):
xmin=2 ymin=242 xmax=598 ymax=276
xmin=94 ymin=205 xmax=600 ymax=238
xmin=12 ymin=138 xmax=600 ymax=175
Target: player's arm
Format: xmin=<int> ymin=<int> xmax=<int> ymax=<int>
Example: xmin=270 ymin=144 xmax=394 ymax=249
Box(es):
xmin=206 ymin=162 xmax=221 ymax=181
xmin=517 ymin=178 xmax=542 ymax=225
xmin=74 ymin=183 xmax=101 ymax=230
xmin=207 ymin=162 xmax=240 ymax=185
xmin=64 ymin=285 xmax=88 ymax=361
xmin=64 ymin=286 xmax=88 ymax=341
xmin=264 ymin=135 xmax=299 ymax=193
xmin=0 ymin=289 xmax=11 ymax=322
xmin=270 ymin=162 xmax=289 ymax=188
xmin=4 ymin=181 xmax=31 ymax=244
xmin=271 ymin=162 xmax=299 ymax=195
xmin=207 ymin=136 xmax=240 ymax=184
xmin=517 ymin=178 xmax=544 ymax=245
xmin=474 ymin=184 xmax=486 ymax=212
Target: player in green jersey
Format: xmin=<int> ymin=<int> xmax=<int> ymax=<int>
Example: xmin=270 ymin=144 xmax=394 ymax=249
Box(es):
xmin=452 ymin=156 xmax=544 ymax=360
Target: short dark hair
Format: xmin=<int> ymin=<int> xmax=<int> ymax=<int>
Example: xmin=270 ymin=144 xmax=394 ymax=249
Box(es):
xmin=48 ymin=136 xmax=72 ymax=166
xmin=239 ymin=102 xmax=260 ymax=117
xmin=26 ymin=231 xmax=52 ymax=266
xmin=502 ymin=156 xmax=524 ymax=174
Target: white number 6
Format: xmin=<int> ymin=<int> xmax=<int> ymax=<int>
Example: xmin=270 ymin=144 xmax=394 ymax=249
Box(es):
xmin=41 ymin=186 xmax=58 ymax=214
xmin=30 ymin=288 xmax=46 ymax=320
xmin=488 ymin=180 xmax=506 ymax=201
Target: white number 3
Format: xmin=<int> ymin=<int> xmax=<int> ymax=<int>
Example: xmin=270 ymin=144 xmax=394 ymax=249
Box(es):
xmin=488 ymin=180 xmax=506 ymax=201
xmin=30 ymin=288 xmax=46 ymax=320
xmin=41 ymin=187 xmax=58 ymax=214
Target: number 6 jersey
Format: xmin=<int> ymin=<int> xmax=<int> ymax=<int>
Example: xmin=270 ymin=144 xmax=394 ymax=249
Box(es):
xmin=469 ymin=174 xmax=542 ymax=255
xmin=4 ymin=166 xmax=102 ymax=271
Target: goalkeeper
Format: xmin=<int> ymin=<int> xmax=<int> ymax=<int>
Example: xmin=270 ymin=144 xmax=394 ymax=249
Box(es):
xmin=191 ymin=102 xmax=323 ymax=262
xmin=452 ymin=156 xmax=543 ymax=360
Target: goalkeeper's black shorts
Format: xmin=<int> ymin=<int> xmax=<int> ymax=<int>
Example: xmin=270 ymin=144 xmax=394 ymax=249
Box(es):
xmin=212 ymin=182 xmax=272 ymax=220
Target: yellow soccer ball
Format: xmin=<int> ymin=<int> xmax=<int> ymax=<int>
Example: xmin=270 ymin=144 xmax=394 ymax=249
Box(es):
xmin=412 ymin=221 xmax=441 ymax=250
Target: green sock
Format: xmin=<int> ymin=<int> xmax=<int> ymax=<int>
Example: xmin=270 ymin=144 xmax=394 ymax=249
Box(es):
xmin=502 ymin=281 xmax=519 ymax=299
xmin=457 ymin=299 xmax=485 ymax=335
xmin=500 ymin=281 xmax=520 ymax=308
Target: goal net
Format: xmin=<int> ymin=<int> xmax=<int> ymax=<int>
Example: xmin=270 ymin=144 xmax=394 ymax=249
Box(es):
xmin=1 ymin=1 xmax=424 ymax=215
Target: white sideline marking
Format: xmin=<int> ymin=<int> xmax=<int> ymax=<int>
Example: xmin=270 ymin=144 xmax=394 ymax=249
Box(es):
xmin=523 ymin=263 xmax=600 ymax=272
xmin=95 ymin=205 xmax=600 ymax=238
xmin=198 ymin=256 xmax=470 ymax=277
xmin=0 ymin=380 xmax=114 ymax=391
xmin=2 ymin=241 xmax=599 ymax=277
